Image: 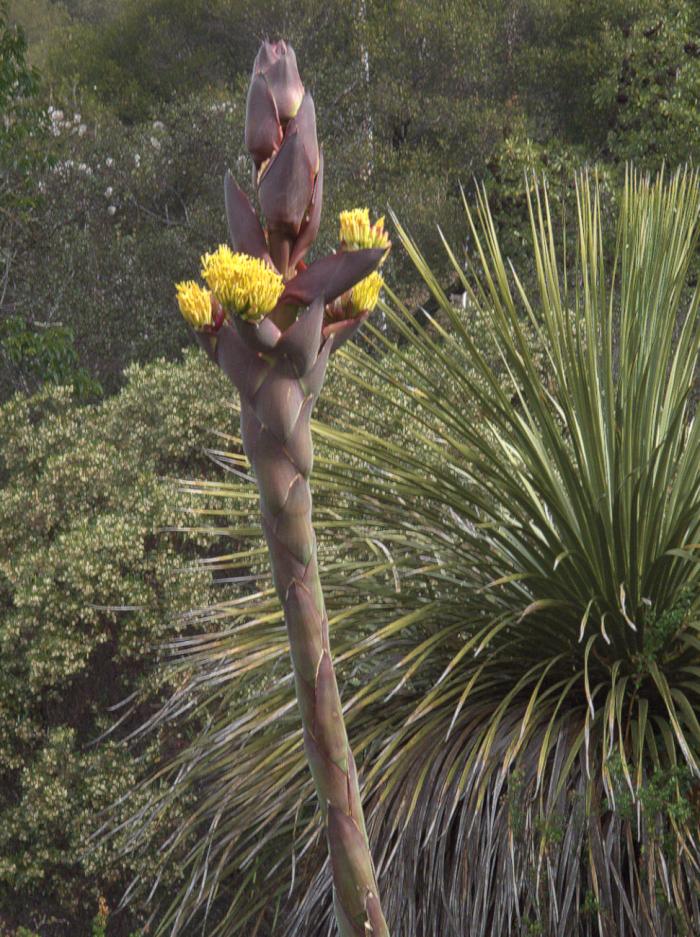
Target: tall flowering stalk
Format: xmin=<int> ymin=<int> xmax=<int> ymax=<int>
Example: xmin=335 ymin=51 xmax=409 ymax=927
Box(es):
xmin=176 ymin=41 xmax=391 ymax=937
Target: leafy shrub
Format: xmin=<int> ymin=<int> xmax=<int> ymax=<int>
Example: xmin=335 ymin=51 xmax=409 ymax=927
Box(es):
xmin=593 ymin=0 xmax=700 ymax=169
xmin=0 ymin=316 xmax=101 ymax=400
xmin=0 ymin=2 xmax=43 ymax=185
xmin=483 ymin=130 xmax=618 ymax=275
xmin=0 ymin=351 xmax=233 ymax=934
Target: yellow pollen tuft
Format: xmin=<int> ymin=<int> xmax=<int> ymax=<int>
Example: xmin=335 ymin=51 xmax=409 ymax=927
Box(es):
xmin=176 ymin=280 xmax=214 ymax=330
xmin=350 ymin=271 xmax=384 ymax=315
xmin=339 ymin=208 xmax=391 ymax=255
xmin=200 ymin=245 xmax=284 ymax=322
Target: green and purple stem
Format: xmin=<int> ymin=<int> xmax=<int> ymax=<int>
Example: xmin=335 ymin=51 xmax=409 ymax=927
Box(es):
xmin=193 ymin=38 xmax=391 ymax=933
xmin=197 ymin=300 xmax=389 ymax=936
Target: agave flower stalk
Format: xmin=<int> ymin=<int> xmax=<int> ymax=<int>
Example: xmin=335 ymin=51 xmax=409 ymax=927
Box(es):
xmin=176 ymin=40 xmax=391 ymax=937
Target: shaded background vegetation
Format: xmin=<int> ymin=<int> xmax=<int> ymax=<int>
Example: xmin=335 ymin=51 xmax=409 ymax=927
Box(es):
xmin=5 ymin=0 xmax=700 ymax=402
xmin=1 ymin=0 xmax=700 ymax=934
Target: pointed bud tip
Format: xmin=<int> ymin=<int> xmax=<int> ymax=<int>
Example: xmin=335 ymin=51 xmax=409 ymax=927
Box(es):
xmin=250 ymin=39 xmax=304 ymax=125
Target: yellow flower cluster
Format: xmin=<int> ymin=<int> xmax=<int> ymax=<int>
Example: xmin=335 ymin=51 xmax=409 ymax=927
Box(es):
xmin=351 ymin=272 xmax=384 ymax=314
xmin=201 ymin=245 xmax=284 ymax=322
xmin=176 ymin=280 xmax=214 ymax=330
xmin=339 ymin=208 xmax=390 ymax=254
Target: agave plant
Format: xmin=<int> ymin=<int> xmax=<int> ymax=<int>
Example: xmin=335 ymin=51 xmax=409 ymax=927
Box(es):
xmin=168 ymin=38 xmax=392 ymax=937
xmin=124 ymin=168 xmax=700 ymax=937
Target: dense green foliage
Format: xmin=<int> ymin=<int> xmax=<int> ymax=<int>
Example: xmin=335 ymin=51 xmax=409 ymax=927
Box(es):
xmin=0 ymin=352 xmax=231 ymax=933
xmin=0 ymin=3 xmax=98 ymax=398
xmin=124 ymin=171 xmax=700 ymax=937
xmin=594 ymin=1 xmax=700 ymax=168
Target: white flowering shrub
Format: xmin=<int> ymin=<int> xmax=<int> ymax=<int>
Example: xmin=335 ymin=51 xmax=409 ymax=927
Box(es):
xmin=3 ymin=90 xmax=247 ymax=401
xmin=0 ymin=351 xmax=234 ymax=932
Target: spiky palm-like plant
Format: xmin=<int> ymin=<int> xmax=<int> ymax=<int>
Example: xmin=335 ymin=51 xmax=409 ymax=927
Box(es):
xmin=126 ymin=169 xmax=700 ymax=937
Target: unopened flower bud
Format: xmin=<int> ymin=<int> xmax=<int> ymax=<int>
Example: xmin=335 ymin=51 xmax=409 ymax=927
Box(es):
xmin=245 ymin=40 xmax=305 ymax=168
xmin=244 ymin=40 xmax=321 ymax=276
xmin=252 ymin=41 xmax=305 ymax=124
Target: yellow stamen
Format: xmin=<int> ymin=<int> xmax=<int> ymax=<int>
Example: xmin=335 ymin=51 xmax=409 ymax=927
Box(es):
xmin=350 ymin=271 xmax=384 ymax=315
xmin=339 ymin=208 xmax=390 ymax=255
xmin=200 ymin=245 xmax=284 ymax=322
xmin=176 ymin=280 xmax=214 ymax=330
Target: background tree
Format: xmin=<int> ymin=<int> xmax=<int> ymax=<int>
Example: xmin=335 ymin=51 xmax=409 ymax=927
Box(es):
xmin=0 ymin=4 xmax=96 ymax=397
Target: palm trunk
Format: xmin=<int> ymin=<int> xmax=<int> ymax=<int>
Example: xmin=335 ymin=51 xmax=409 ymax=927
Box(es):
xmin=198 ymin=300 xmax=389 ymax=936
